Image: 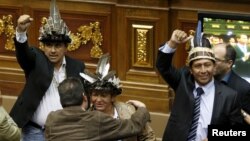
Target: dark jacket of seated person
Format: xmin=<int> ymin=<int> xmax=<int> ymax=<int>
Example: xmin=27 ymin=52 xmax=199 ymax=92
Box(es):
xmin=45 ymin=77 xmax=150 ymax=141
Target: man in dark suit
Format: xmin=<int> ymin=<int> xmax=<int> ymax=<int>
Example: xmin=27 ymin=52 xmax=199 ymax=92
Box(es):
xmin=9 ymin=1 xmax=85 ymax=140
xmin=213 ymin=43 xmax=250 ymax=125
xmin=156 ymin=30 xmax=242 ymax=141
xmin=234 ymin=34 xmax=250 ymax=61
xmin=45 ymin=77 xmax=150 ymax=141
xmin=233 ymin=34 xmax=250 ymax=79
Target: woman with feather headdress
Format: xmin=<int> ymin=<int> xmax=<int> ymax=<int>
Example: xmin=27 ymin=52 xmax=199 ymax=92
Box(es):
xmin=80 ymin=53 xmax=156 ymax=141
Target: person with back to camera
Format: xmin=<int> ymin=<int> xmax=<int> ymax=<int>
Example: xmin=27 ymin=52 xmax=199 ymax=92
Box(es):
xmin=80 ymin=53 xmax=156 ymax=141
xmin=212 ymin=43 xmax=250 ymax=126
xmin=156 ymin=26 xmax=242 ymax=141
xmin=45 ymin=77 xmax=151 ymax=141
xmin=9 ymin=0 xmax=85 ymax=140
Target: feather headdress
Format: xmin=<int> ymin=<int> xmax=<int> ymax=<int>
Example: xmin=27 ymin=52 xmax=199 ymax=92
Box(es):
xmin=80 ymin=53 xmax=122 ymax=95
xmin=189 ymin=20 xmax=212 ymax=49
xmin=38 ymin=0 xmax=71 ymax=43
xmin=187 ymin=20 xmax=215 ymax=66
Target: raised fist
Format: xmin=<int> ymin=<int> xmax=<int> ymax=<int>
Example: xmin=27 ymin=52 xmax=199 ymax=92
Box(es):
xmin=17 ymin=14 xmax=33 ymax=33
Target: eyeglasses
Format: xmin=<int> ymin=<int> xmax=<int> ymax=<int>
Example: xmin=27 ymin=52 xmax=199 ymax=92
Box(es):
xmin=215 ymin=57 xmax=229 ymax=62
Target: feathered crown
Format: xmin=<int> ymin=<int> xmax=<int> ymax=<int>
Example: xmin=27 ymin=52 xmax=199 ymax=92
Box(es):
xmin=38 ymin=0 xmax=71 ymax=43
xmin=187 ymin=20 xmax=215 ymax=66
xmin=80 ymin=53 xmax=122 ymax=95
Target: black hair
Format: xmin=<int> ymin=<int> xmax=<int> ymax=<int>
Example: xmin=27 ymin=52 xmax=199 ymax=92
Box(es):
xmin=86 ymin=80 xmax=122 ymax=96
xmin=225 ymin=44 xmax=236 ymax=66
xmin=58 ymin=77 xmax=85 ymax=108
xmin=39 ymin=34 xmax=71 ymax=44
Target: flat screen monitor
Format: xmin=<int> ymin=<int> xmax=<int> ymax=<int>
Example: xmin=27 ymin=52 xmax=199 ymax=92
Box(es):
xmin=198 ymin=12 xmax=250 ymax=82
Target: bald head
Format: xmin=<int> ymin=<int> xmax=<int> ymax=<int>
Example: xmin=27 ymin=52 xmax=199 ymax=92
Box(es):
xmin=212 ymin=43 xmax=236 ymax=80
xmin=213 ymin=43 xmax=236 ymax=65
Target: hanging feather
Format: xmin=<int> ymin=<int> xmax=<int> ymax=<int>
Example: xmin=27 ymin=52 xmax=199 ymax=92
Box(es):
xmin=80 ymin=53 xmax=121 ymax=93
xmin=79 ymin=72 xmax=96 ymax=83
xmin=101 ymin=63 xmax=110 ymax=79
xmin=50 ymin=0 xmax=60 ymax=24
xmin=96 ymin=53 xmax=110 ymax=77
xmin=193 ymin=20 xmax=202 ymax=47
xmin=102 ymin=70 xmax=116 ymax=81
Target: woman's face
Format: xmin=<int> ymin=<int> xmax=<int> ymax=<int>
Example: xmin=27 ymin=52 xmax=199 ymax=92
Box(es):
xmin=91 ymin=91 xmax=115 ymax=114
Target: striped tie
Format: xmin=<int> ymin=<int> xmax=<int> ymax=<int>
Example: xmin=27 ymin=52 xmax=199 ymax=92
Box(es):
xmin=187 ymin=87 xmax=204 ymax=141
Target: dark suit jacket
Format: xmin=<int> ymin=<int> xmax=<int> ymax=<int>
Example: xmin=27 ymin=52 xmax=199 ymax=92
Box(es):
xmin=9 ymin=39 xmax=85 ymax=128
xmin=45 ymin=106 xmax=150 ymax=141
xmin=227 ymin=71 xmax=250 ymax=118
xmin=156 ymin=51 xmax=242 ymax=141
xmin=234 ymin=45 xmax=250 ymax=60
xmin=233 ymin=45 xmax=250 ymax=77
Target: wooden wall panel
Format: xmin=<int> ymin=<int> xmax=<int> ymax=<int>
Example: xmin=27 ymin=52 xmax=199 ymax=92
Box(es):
xmin=117 ymin=0 xmax=168 ymax=7
xmin=171 ymin=0 xmax=250 ymax=13
xmin=169 ymin=10 xmax=197 ymax=68
xmin=118 ymin=81 xmax=170 ymax=113
xmin=0 ymin=5 xmax=26 ymax=99
xmin=114 ymin=5 xmax=170 ymax=113
xmin=0 ymin=55 xmax=24 ymax=97
xmin=116 ymin=6 xmax=169 ymax=81
xmin=0 ymin=6 xmax=21 ymax=56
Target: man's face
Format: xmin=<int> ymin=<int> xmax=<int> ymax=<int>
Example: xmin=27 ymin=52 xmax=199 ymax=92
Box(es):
xmin=212 ymin=46 xmax=230 ymax=78
xmin=43 ymin=42 xmax=67 ymax=67
xmin=190 ymin=59 xmax=215 ymax=86
xmin=91 ymin=91 xmax=115 ymax=114
xmin=211 ymin=37 xmax=220 ymax=45
xmin=238 ymin=34 xmax=248 ymax=45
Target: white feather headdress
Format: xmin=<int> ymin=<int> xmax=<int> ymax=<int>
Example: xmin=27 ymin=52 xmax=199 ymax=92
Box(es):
xmin=38 ymin=0 xmax=71 ymax=43
xmin=79 ymin=53 xmax=121 ymax=93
